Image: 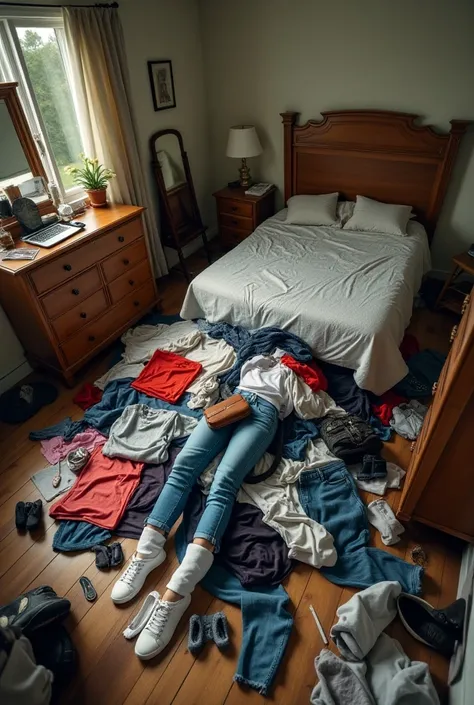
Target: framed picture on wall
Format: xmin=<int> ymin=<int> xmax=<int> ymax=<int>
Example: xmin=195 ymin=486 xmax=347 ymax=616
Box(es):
xmin=147 ymin=60 xmax=176 ymax=112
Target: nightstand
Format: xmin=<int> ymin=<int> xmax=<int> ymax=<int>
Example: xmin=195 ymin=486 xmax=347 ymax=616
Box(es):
xmin=436 ymin=251 xmax=474 ymax=315
xmin=213 ymin=185 xmax=276 ymax=249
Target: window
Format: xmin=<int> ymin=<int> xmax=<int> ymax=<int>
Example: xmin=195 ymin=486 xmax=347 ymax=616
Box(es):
xmin=0 ymin=11 xmax=84 ymax=201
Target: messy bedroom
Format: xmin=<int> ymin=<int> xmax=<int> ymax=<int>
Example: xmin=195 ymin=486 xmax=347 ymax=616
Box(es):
xmin=0 ymin=1 xmax=473 ymax=703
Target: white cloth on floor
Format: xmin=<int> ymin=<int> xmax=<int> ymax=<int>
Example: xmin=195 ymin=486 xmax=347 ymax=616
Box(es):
xmin=122 ymin=320 xmax=202 ymax=363
xmin=330 ymin=581 xmax=401 ymax=661
xmin=390 ymin=400 xmax=427 ymax=441
xmin=367 ymin=499 xmax=405 ymax=546
xmin=239 ymin=349 xmax=345 ymax=420
xmin=350 ymin=463 xmax=405 ymax=496
xmin=185 ymin=334 xmax=236 ymax=409
xmin=94 ymin=360 xmax=146 ymax=391
xmin=102 ymin=404 xmax=197 ymax=464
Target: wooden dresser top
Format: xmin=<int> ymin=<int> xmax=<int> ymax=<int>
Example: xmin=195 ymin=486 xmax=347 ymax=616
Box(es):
xmin=0 ymin=204 xmax=145 ymax=277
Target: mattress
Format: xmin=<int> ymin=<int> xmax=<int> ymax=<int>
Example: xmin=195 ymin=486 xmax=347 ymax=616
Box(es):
xmin=180 ymin=211 xmax=431 ymax=395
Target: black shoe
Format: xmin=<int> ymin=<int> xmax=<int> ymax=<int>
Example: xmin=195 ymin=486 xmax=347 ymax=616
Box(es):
xmin=397 ymin=593 xmax=466 ymax=657
xmin=26 ymin=499 xmax=43 ymax=531
xmin=108 ymin=542 xmax=124 ymax=568
xmin=92 ymin=544 xmax=110 ymax=570
xmin=0 ymin=585 xmax=71 ymax=637
xmin=15 ymin=501 xmax=28 ymax=530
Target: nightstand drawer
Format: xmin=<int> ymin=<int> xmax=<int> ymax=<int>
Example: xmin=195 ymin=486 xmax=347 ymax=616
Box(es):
xmin=220 ymin=226 xmax=250 ymax=248
xmin=219 ymin=199 xmax=253 ymax=218
xmin=220 ymin=213 xmax=254 ymax=234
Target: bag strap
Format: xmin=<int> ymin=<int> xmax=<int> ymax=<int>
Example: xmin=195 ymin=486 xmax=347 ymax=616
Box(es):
xmin=244 ymin=420 xmax=284 ymax=485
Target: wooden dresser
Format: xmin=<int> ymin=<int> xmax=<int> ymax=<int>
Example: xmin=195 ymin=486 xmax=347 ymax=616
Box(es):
xmin=213 ymin=186 xmax=275 ymax=250
xmin=397 ymin=292 xmax=474 ymax=541
xmin=0 ymin=205 xmax=158 ymax=384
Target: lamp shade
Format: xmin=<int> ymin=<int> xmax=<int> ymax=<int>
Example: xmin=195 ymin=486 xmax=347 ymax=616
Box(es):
xmin=226 ymin=126 xmax=262 ymax=159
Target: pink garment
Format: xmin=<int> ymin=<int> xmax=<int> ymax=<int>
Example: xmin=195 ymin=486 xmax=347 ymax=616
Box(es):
xmin=40 ymin=428 xmax=107 ymax=465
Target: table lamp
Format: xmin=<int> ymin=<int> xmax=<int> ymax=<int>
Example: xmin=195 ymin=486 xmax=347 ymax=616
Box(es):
xmin=226 ymin=125 xmax=262 ymax=188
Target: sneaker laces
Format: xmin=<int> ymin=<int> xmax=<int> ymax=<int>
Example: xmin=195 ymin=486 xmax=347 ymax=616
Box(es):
xmin=147 ymin=600 xmax=174 ymax=636
xmin=120 ymin=559 xmax=145 ymax=587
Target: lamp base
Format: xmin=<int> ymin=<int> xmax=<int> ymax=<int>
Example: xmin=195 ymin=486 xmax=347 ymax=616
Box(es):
xmin=238 ymin=158 xmax=251 ymax=188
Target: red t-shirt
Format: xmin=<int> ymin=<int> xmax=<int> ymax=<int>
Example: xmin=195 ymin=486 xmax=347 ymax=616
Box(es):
xmin=131 ymin=349 xmax=203 ymax=403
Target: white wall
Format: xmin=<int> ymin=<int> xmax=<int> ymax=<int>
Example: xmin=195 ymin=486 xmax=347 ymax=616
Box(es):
xmin=199 ymin=0 xmax=474 ymax=272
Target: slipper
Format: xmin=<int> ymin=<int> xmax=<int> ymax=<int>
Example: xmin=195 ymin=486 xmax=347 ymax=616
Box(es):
xmin=0 ymin=382 xmax=57 ymax=424
xmin=108 ymin=542 xmax=124 ymax=568
xmin=79 ymin=576 xmax=97 ymax=602
xmin=91 ymin=545 xmax=110 ymax=570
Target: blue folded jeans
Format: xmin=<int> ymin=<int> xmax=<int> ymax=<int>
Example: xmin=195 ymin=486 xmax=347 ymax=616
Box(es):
xmin=147 ymin=391 xmax=278 ymax=550
xmin=298 ymin=461 xmax=423 ymax=594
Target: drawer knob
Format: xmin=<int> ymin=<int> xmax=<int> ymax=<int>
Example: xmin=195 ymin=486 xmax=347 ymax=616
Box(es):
xmin=123 ymin=258 xmax=130 ymax=265
xmin=72 ymin=288 xmax=80 ymax=296
xmin=432 ymin=382 xmax=438 ymax=395
xmin=449 ymin=325 xmax=458 ymax=343
xmin=118 ymin=235 xmax=125 ymax=242
xmin=63 ymin=264 xmax=72 ymax=271
xmin=129 ymin=279 xmax=135 ymax=286
xmin=134 ymin=300 xmax=140 ymax=307
xmin=80 ymin=312 xmax=87 ymax=319
xmin=231 ymin=206 xmax=238 ymax=212
xmin=88 ymin=335 xmax=95 ymax=342
xmin=231 ymin=219 xmax=238 ymax=226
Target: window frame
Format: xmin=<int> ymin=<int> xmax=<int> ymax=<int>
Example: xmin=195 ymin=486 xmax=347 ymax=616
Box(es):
xmin=0 ymin=9 xmax=85 ymax=203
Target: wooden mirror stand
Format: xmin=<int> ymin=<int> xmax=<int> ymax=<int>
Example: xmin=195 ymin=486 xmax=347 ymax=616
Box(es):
xmin=0 ymin=82 xmax=53 ymax=236
xmin=150 ymin=128 xmax=210 ymax=281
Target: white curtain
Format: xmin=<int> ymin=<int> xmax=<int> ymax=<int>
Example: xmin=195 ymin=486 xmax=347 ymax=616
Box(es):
xmin=63 ymin=7 xmax=168 ymax=276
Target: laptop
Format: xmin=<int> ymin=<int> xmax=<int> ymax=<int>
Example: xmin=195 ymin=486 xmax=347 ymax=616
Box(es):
xmin=22 ymin=220 xmax=85 ymax=248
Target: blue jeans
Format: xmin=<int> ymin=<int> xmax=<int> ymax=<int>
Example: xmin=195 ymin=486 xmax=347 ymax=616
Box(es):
xmin=298 ymin=461 xmax=423 ymax=594
xmin=147 ymin=392 xmax=278 ymax=550
xmin=175 ymin=513 xmax=292 ymax=695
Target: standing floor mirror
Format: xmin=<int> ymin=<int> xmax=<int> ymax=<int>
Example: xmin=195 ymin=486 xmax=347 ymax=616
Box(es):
xmin=150 ymin=128 xmax=210 ymax=281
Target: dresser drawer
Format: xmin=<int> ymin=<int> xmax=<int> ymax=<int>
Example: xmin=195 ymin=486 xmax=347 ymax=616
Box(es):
xmin=61 ymin=280 xmax=155 ymax=368
xmin=108 ymin=259 xmax=153 ymax=305
xmin=101 ymin=238 xmax=148 ymax=283
xmin=220 ymin=213 xmax=254 ymax=234
xmin=218 ymin=198 xmax=253 ymax=218
xmin=30 ymin=218 xmax=144 ymax=294
xmin=42 ymin=267 xmax=102 ymax=319
xmin=51 ymin=289 xmax=108 ymax=341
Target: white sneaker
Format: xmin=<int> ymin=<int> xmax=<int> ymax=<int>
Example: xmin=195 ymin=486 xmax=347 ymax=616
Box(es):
xmin=111 ymin=552 xmax=165 ymax=604
xmin=135 ymin=594 xmax=191 ymax=660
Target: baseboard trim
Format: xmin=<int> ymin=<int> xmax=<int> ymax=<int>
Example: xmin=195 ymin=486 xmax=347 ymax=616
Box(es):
xmin=0 ymin=360 xmax=32 ymax=395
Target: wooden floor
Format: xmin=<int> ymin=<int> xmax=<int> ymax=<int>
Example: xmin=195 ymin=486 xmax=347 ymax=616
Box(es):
xmin=0 ymin=246 xmax=464 ymax=705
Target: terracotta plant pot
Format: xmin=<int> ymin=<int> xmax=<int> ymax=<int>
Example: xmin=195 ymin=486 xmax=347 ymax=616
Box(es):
xmin=86 ymin=188 xmax=108 ymax=208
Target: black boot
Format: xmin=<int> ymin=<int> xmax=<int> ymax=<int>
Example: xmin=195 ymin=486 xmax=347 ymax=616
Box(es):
xmin=26 ymin=499 xmax=43 ymax=531
xmin=0 ymin=585 xmax=71 ymax=637
xmin=397 ymin=593 xmax=466 ymax=657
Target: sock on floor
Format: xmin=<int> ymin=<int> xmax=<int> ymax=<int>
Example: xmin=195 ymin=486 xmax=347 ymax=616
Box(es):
xmin=167 ymin=543 xmax=214 ymax=597
xmin=367 ymin=499 xmax=405 ymax=546
xmin=137 ymin=525 xmax=166 ymax=559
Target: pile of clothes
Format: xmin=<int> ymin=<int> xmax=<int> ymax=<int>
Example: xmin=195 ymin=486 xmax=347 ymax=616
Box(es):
xmin=25 ymin=317 xmax=442 ymax=695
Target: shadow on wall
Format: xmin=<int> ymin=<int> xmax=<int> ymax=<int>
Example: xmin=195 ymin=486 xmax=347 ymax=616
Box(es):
xmin=432 ymin=129 xmax=474 ymax=273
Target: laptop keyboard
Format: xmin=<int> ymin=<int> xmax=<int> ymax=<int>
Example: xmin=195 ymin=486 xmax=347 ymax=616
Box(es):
xmin=29 ymin=224 xmax=69 ymax=243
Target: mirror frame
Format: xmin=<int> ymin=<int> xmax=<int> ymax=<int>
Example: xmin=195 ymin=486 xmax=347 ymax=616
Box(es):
xmin=0 ymin=82 xmax=53 ymax=233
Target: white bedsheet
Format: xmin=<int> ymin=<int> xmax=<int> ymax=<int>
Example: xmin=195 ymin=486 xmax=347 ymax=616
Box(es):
xmin=180 ymin=211 xmax=431 ymax=395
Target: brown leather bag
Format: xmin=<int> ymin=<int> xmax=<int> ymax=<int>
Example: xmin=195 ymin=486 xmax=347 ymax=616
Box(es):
xmin=204 ymin=394 xmax=251 ymax=429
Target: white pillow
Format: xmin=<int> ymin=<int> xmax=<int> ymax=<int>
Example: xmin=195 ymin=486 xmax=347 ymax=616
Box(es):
xmin=343 ymin=195 xmax=413 ymax=236
xmin=286 ymin=193 xmax=339 ymax=226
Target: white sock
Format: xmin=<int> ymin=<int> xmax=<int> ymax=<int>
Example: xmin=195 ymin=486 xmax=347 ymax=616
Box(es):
xmin=137 ymin=525 xmax=166 ymax=559
xmin=367 ymin=499 xmax=405 ymax=546
xmin=166 ymin=544 xmax=214 ymax=597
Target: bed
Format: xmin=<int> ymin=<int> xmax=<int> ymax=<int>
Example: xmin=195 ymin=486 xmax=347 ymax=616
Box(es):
xmin=181 ymin=110 xmax=469 ymax=395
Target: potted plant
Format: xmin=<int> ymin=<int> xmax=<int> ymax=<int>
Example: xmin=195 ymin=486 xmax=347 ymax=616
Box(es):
xmin=64 ymin=155 xmax=116 ymax=207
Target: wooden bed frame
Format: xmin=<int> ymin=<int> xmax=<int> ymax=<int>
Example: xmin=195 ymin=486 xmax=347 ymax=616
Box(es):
xmin=281 ymin=110 xmax=471 ymax=242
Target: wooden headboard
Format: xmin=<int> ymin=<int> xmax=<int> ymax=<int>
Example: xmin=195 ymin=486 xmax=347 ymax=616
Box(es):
xmin=281 ymin=110 xmax=471 ymax=241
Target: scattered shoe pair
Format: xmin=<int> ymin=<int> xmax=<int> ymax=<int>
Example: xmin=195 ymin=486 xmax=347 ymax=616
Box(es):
xmin=188 ymin=612 xmax=229 ymax=655
xmin=398 ymin=593 xmax=466 ymax=657
xmin=123 ymin=590 xmax=191 ymax=660
xmin=15 ymin=499 xmax=43 ymax=531
xmin=91 ymin=542 xmax=124 ymax=570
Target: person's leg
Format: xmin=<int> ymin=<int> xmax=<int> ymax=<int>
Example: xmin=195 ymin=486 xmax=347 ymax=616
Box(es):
xmin=135 ymin=394 xmax=278 ymax=660
xmin=298 ymin=462 xmax=423 ymax=594
xmin=111 ymin=417 xmax=232 ymax=604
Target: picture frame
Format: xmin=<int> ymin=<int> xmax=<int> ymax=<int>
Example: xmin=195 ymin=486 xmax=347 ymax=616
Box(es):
xmin=147 ymin=60 xmax=176 ymax=112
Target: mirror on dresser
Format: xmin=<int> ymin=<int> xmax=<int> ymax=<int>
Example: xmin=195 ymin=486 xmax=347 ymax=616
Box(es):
xmin=0 ymin=82 xmax=52 ymax=233
xmin=150 ymin=128 xmax=210 ymax=281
